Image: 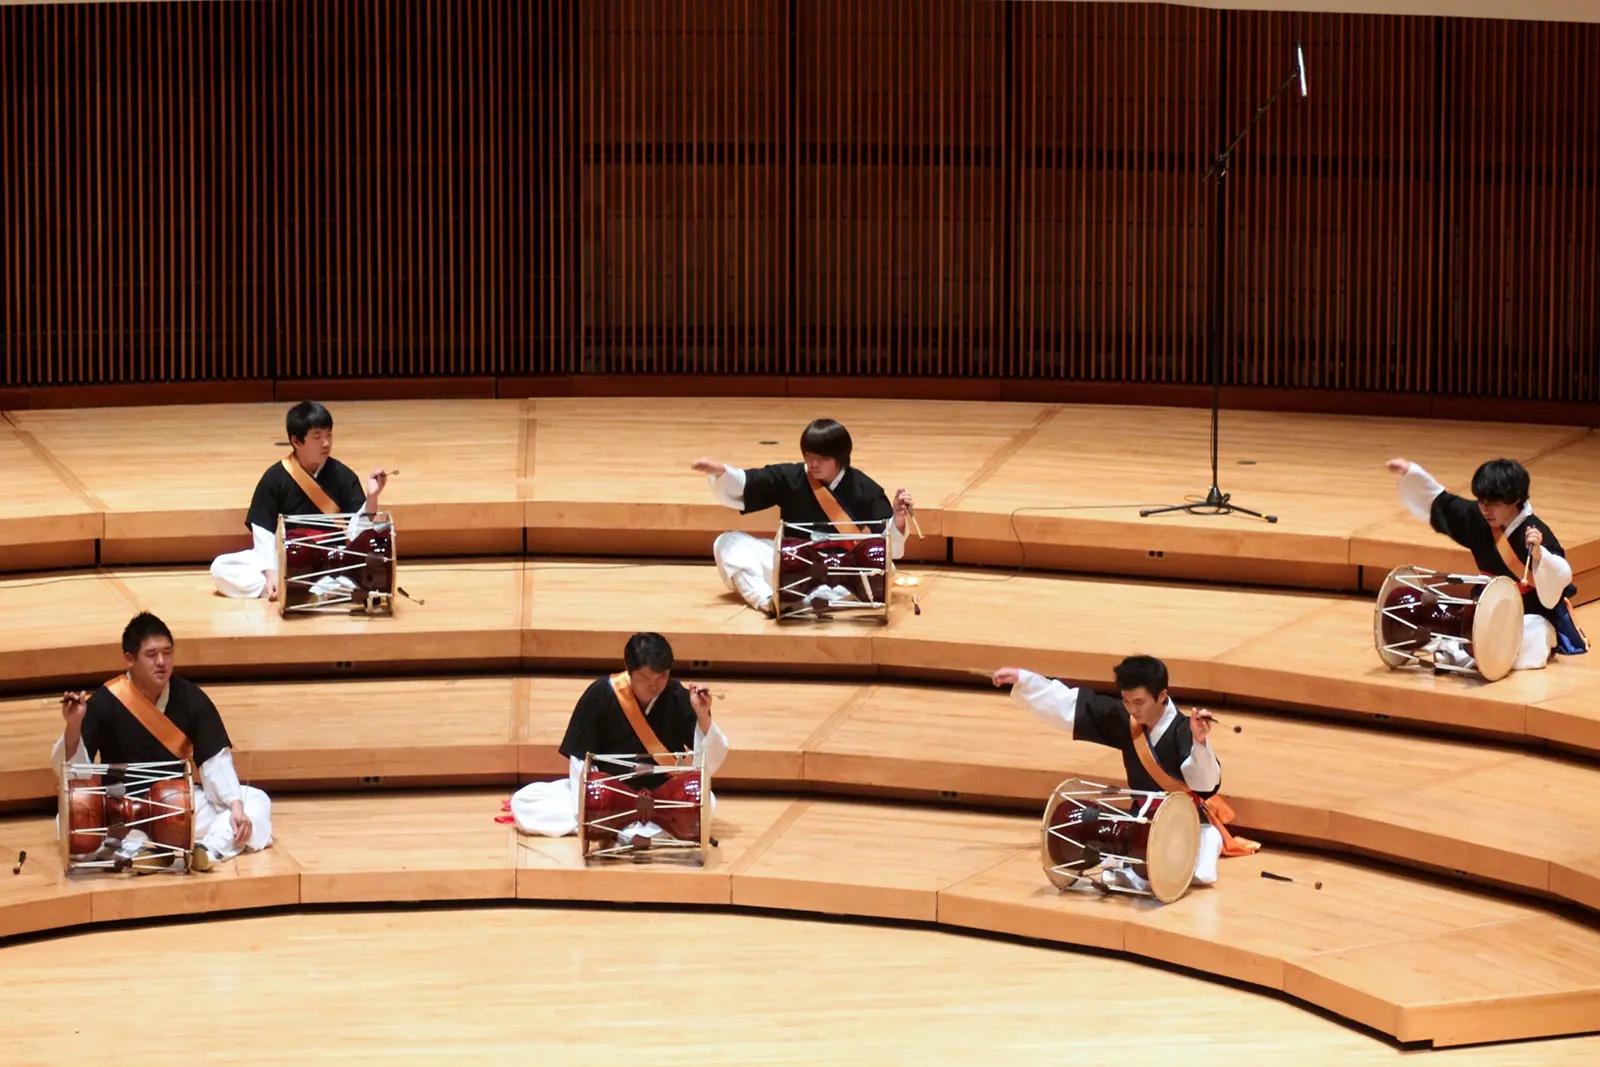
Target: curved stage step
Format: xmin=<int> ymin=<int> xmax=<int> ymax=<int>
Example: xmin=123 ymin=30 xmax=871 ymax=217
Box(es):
xmin=5 ymin=675 xmax=1600 ymax=915
xmin=6 ymin=399 xmax=1599 ymax=597
xmin=3 ymin=560 xmax=1597 ymax=751
xmin=3 ymin=789 xmax=1599 ymax=1048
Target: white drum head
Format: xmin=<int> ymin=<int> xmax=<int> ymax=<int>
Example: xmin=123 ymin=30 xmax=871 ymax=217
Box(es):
xmin=1471 ymin=576 xmax=1524 ymax=682
xmin=1144 ymin=795 xmax=1201 ymax=904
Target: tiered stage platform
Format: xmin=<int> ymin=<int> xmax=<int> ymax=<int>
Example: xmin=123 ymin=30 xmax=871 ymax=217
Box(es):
xmin=3 ymin=398 xmax=1599 ymax=1049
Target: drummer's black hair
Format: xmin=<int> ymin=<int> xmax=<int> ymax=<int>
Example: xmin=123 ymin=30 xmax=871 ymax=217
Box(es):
xmin=800 ymin=418 xmax=852 ymax=468
xmin=624 ymin=632 xmax=674 ymax=673
xmin=1471 ymin=459 xmax=1530 ymax=509
xmin=286 ymin=400 xmax=335 ymax=444
xmin=1113 ymin=655 xmax=1169 ymax=698
xmin=122 ymin=612 xmax=174 ymax=655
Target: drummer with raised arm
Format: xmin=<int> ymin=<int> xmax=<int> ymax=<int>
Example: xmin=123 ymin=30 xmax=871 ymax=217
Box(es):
xmin=1386 ymin=457 xmax=1587 ymax=670
xmin=691 ymin=418 xmax=914 ymax=615
xmin=992 ymin=655 xmax=1257 ymax=890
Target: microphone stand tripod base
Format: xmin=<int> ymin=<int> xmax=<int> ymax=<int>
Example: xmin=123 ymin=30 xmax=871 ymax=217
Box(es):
xmin=1140 ymin=487 xmax=1277 ymax=524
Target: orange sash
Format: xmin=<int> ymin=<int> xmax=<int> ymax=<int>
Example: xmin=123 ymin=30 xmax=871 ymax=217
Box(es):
xmin=280 ymin=454 xmax=341 ymax=516
xmin=1494 ymin=532 xmax=1531 ymax=588
xmin=808 ymin=476 xmax=861 ymax=535
xmin=610 ymin=672 xmax=686 ymax=765
xmin=105 ymin=675 xmax=194 ymax=763
xmin=1129 ymin=711 xmax=1259 ymax=858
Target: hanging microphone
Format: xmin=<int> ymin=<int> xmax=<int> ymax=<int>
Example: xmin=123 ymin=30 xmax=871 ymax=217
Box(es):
xmin=1295 ymin=42 xmax=1308 ymax=98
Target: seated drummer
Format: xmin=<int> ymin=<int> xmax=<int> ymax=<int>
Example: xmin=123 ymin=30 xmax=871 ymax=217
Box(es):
xmin=1386 ymin=456 xmax=1587 ymax=670
xmin=991 ymin=655 xmax=1256 ymax=886
xmin=54 ymin=612 xmax=273 ymax=871
xmin=210 ymin=400 xmax=389 ymax=601
xmin=511 ymin=632 xmax=730 ymax=837
xmin=690 ymin=418 xmax=914 ymax=614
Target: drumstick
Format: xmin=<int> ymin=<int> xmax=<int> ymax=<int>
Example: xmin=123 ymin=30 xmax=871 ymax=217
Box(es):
xmin=904 ymin=499 xmax=925 ymax=539
xmin=11 ymin=850 xmax=24 ymax=875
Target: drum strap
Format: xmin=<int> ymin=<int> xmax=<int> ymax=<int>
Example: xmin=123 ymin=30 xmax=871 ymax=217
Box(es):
xmin=280 ymin=455 xmax=342 ymax=516
xmin=105 ymin=675 xmax=194 ymax=764
xmin=1128 ymin=713 xmax=1259 ymax=858
xmin=610 ymin=672 xmax=686 ymax=766
xmin=807 ymin=477 xmax=862 ymax=535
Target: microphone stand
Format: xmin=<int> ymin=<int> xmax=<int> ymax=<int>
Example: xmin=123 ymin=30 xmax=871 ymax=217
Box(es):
xmin=1140 ymin=59 xmax=1304 ymax=525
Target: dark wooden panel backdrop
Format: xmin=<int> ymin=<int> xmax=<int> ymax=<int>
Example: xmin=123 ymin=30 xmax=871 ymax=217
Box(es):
xmin=2 ymin=0 xmax=1597 ymax=404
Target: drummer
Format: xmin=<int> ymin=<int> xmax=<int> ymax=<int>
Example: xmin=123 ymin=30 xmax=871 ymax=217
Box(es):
xmin=54 ymin=612 xmax=273 ymax=871
xmin=511 ymin=632 xmax=729 ymax=837
xmin=1386 ymin=457 xmax=1587 ymax=669
xmin=210 ymin=400 xmax=390 ymax=601
xmin=691 ymin=418 xmax=914 ymax=614
xmin=991 ymin=655 xmax=1256 ymax=887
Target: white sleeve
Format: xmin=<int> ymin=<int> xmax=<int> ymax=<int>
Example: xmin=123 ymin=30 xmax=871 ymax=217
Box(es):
xmin=52 ymin=734 xmax=90 ymax=777
xmin=708 ymin=466 xmax=747 ymax=511
xmin=1532 ymin=546 xmax=1574 ymax=610
xmin=250 ymin=523 xmax=278 ymax=568
xmin=1398 ymin=462 xmax=1445 ymax=523
xmin=887 ymin=516 xmax=908 ymax=560
xmin=567 ymin=755 xmax=586 ymax=815
xmin=1181 ymin=741 xmax=1222 ymax=793
xmin=695 ymin=719 xmax=730 ymax=777
xmin=199 ymin=748 xmax=243 ymax=807
xmin=1008 ymin=669 xmax=1079 ymax=734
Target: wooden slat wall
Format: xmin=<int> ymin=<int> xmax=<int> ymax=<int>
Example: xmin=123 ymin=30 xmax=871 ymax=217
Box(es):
xmin=0 ymin=0 xmax=271 ymax=388
xmin=1 ymin=0 xmax=1597 ymax=404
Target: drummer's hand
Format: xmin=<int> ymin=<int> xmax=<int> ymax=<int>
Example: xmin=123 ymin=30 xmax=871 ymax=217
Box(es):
xmin=261 ymin=570 xmax=279 ymax=602
xmin=230 ymin=801 xmax=252 ymax=848
xmin=1385 ymin=457 xmax=1411 ymax=475
xmin=60 ymin=691 xmax=90 ymax=724
xmin=688 ymin=684 xmax=714 ymax=726
xmin=893 ymin=488 xmax=914 ymax=518
xmin=991 ymin=667 xmax=1021 ymax=688
xmin=1188 ymin=709 xmax=1213 ymax=744
xmin=367 ymin=468 xmax=388 ymax=498
xmin=691 ymin=458 xmax=727 ymax=477
xmin=1525 ymin=525 xmax=1544 ymax=563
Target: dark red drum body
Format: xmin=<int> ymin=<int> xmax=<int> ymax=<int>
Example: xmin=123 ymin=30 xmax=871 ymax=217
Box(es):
xmin=277 ymin=513 xmax=397 ymax=616
xmin=772 ymin=522 xmax=891 ymax=621
xmin=60 ymin=762 xmax=195 ymax=873
xmin=578 ymin=759 xmax=710 ymax=865
xmin=1040 ymin=780 xmax=1201 ymax=904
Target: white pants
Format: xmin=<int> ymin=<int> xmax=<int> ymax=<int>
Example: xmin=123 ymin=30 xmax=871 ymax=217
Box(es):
xmin=193 ymin=784 xmax=273 ymax=860
xmin=1085 ymin=823 xmax=1225 ymax=894
xmin=1431 ymin=614 xmax=1556 ymax=673
xmin=211 ymin=548 xmax=271 ymax=599
xmin=713 ymin=531 xmax=776 ymax=614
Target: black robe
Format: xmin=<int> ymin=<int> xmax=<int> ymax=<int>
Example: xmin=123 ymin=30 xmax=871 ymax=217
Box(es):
xmin=1069 ymin=687 xmax=1219 ymax=799
xmin=740 ymin=463 xmax=894 ymax=531
xmin=81 ymin=676 xmax=232 ymax=766
xmin=244 ymin=457 xmax=366 ymax=532
xmin=558 ymin=677 xmax=700 ymax=777
xmin=1429 ymin=490 xmax=1587 ymax=654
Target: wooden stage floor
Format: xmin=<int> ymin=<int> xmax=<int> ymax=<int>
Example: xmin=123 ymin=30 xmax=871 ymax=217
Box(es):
xmin=5 ymin=396 xmax=1600 ymax=1050
xmin=5 ymin=789 xmax=1600 ymax=1049
xmin=5 ymin=399 xmax=1598 ymax=596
